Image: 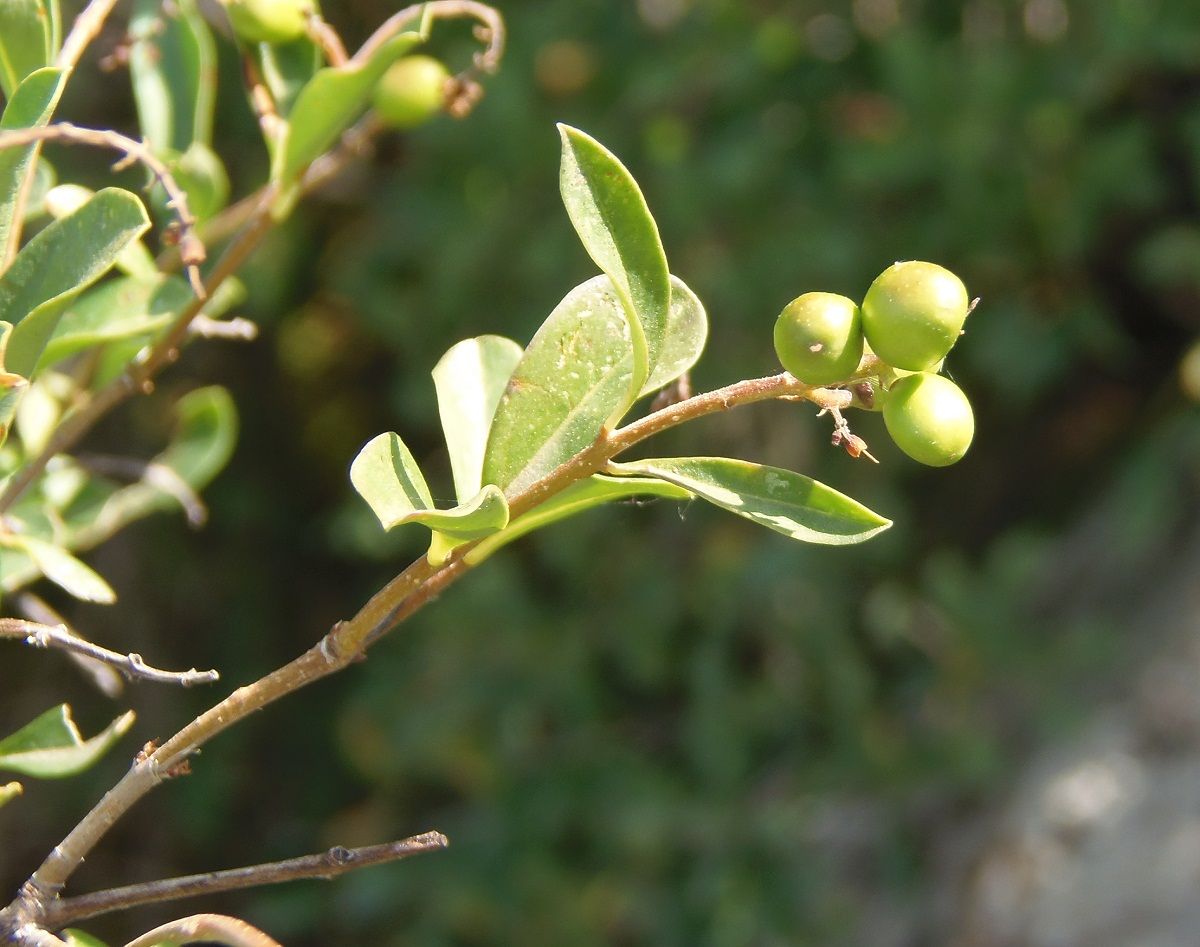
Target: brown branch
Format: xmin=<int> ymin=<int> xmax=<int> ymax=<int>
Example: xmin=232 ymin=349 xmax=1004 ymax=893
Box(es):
xmin=305 ymin=13 xmax=348 ymax=66
xmin=45 ymin=833 xmax=448 ymax=928
xmin=14 ymin=370 xmax=819 ymax=909
xmin=57 ymin=0 xmax=121 ymax=72
xmin=0 ymin=123 xmax=206 ymax=294
xmin=0 ymin=619 xmax=219 ymax=687
xmin=122 ymin=914 xmax=280 ymax=947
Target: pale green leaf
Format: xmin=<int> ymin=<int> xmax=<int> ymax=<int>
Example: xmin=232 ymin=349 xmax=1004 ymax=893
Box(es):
xmin=0 ymin=67 xmax=67 ymax=264
xmin=0 ymin=0 xmax=59 ymax=99
xmin=1 ymin=188 xmax=152 ymax=377
xmin=253 ymin=31 xmax=322 ymax=120
xmin=10 ymin=535 xmax=116 ymax=601
xmin=482 ymin=274 xmax=705 ymax=496
xmin=432 ymin=334 xmax=522 ymax=503
xmin=37 ymin=274 xmax=191 ymax=370
xmin=465 ymin=474 xmax=692 ymax=565
xmin=0 ymin=780 xmax=21 ymax=808
xmin=129 ymin=0 xmax=217 ymax=152
xmin=350 ymin=431 xmax=434 ymax=529
xmin=0 ymin=705 xmax=134 ymax=778
xmin=609 ymin=456 xmax=892 ymax=545
xmin=64 ymin=931 xmax=111 ymax=947
xmin=407 ymin=484 xmax=508 ymax=539
xmin=276 ymin=33 xmax=424 ymax=183
xmin=558 ymin=124 xmax=670 ymax=417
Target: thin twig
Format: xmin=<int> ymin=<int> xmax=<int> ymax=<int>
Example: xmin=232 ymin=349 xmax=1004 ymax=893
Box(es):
xmin=356 ymin=1 xmax=505 ymax=73
xmin=122 ymin=914 xmax=280 ymax=947
xmin=15 ymin=593 xmax=124 ymax=697
xmin=189 ymin=315 xmax=259 ymax=342
xmin=305 ymin=13 xmax=348 ymax=66
xmin=57 ymin=0 xmax=121 ymax=72
xmin=46 ymin=833 xmax=448 ymax=927
xmin=0 ymin=124 xmax=206 ymax=294
xmin=0 ymin=619 xmax=219 ymax=687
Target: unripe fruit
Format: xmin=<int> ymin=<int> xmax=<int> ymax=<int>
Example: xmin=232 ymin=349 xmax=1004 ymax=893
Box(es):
xmin=373 ymin=56 xmax=451 ymax=130
xmin=773 ymin=292 xmax=864 ymax=386
xmin=861 ymin=261 xmax=969 ymax=371
xmin=882 ymin=372 xmax=974 ymax=466
xmin=223 ymin=0 xmax=312 ymax=45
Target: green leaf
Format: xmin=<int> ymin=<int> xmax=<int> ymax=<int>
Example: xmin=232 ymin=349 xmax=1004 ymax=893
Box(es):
xmin=432 ymin=334 xmax=523 ymax=503
xmin=0 ymin=321 xmax=27 ymax=449
xmin=64 ymin=931 xmax=111 ymax=947
xmin=276 ymin=32 xmax=425 ymax=184
xmin=254 ymin=33 xmax=322 ymax=120
xmin=154 ymin=385 xmax=239 ymax=487
xmin=129 ymin=0 xmax=217 ymax=152
xmin=557 ymin=124 xmax=671 ymax=418
xmin=37 ymin=274 xmax=191 ymax=370
xmin=44 ymin=183 xmax=159 ymax=281
xmin=7 ymin=534 xmax=116 ymax=602
xmin=0 ymin=188 xmax=152 ymax=377
xmin=465 ymin=474 xmax=692 ymax=565
xmin=0 ymin=0 xmax=60 ymax=99
xmin=0 ymin=780 xmax=21 ymax=808
xmin=609 ymin=457 xmax=892 ymax=545
xmin=0 ymin=705 xmax=134 ymax=778
xmin=408 ymin=484 xmax=509 ymax=539
xmin=0 ymin=66 xmax=68 ymax=265
xmin=482 ymin=275 xmax=705 ymax=496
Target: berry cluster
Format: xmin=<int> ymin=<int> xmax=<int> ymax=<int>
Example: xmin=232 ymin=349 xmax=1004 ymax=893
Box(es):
xmin=774 ymin=261 xmax=975 ymax=467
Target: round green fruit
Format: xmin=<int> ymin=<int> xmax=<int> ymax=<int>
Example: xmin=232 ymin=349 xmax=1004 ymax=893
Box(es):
xmin=773 ymin=292 xmax=864 ymax=386
xmin=223 ymin=0 xmax=312 ymax=45
xmin=861 ymin=261 xmax=969 ymax=371
xmin=882 ymin=372 xmax=974 ymax=467
xmin=373 ymin=56 xmax=451 ymax=130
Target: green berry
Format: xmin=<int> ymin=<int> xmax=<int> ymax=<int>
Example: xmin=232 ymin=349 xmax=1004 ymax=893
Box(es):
xmin=373 ymin=56 xmax=451 ymax=130
xmin=223 ymin=0 xmax=312 ymax=45
xmin=861 ymin=261 xmax=969 ymax=371
xmin=882 ymin=372 xmax=974 ymax=466
xmin=773 ymin=292 xmax=864 ymax=386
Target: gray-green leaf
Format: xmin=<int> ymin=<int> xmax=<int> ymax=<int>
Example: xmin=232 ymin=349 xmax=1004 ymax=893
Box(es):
xmin=558 ymin=124 xmax=670 ymax=417
xmin=276 ymin=33 xmax=424 ymax=184
xmin=609 ymin=456 xmax=892 ymax=545
xmin=0 ymin=0 xmax=60 ymax=99
xmin=482 ymin=274 xmax=705 ymax=497
xmin=465 ymin=474 xmax=692 ymax=565
xmin=9 ymin=535 xmax=117 ymax=602
xmin=0 ymin=66 xmax=68 ymax=265
xmin=0 ymin=187 xmax=152 ymax=377
xmin=0 ymin=705 xmax=134 ymax=778
xmin=432 ymin=334 xmax=522 ymax=503
xmin=129 ymin=0 xmax=217 ymax=152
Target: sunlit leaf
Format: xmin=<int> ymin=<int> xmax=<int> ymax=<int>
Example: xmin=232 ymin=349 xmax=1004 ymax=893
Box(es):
xmin=0 ymin=188 xmax=151 ymax=377
xmin=482 ymin=274 xmax=705 ymax=496
xmin=0 ymin=0 xmax=60 ymax=99
xmin=0 ymin=705 xmax=134 ymax=778
xmin=609 ymin=456 xmax=892 ymax=544
xmin=276 ymin=32 xmax=425 ymax=184
xmin=350 ymin=432 xmax=434 ymax=528
xmin=0 ymin=67 xmax=68 ymax=264
xmin=129 ymin=0 xmax=217 ymax=152
xmin=44 ymin=183 xmax=159 ymax=281
xmin=9 ymin=535 xmax=116 ymax=602
xmin=558 ymin=124 xmax=670 ymax=418
xmin=432 ymin=334 xmax=522 ymax=503
xmin=465 ymin=474 xmax=692 ymax=565
xmin=63 ymin=931 xmax=110 ymax=947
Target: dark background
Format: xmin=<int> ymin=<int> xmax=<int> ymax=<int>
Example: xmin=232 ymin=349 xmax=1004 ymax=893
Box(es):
xmin=5 ymin=1 xmax=1200 ymax=944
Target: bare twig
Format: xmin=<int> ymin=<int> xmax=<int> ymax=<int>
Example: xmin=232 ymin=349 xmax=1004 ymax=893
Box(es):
xmin=57 ymin=0 xmax=121 ymax=72
xmin=189 ymin=315 xmax=259 ymax=342
xmin=357 ymin=1 xmax=505 ymax=74
xmin=305 ymin=13 xmax=348 ymax=66
xmin=0 ymin=619 xmax=219 ymax=687
xmin=0 ymin=124 xmax=206 ymax=294
xmin=46 ymin=833 xmax=448 ymax=928
xmin=123 ymin=914 xmax=280 ymax=947
xmin=16 ymin=593 xmax=124 ymax=696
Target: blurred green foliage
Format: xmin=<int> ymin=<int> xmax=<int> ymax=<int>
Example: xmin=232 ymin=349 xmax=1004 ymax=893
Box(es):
xmin=6 ymin=1 xmax=1200 ymax=944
